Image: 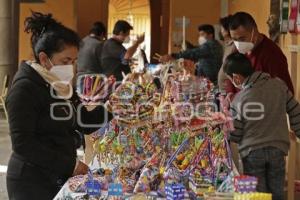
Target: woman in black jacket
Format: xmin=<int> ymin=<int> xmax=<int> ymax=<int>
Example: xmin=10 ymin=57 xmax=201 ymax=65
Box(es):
xmin=6 ymin=12 xmax=109 ymax=200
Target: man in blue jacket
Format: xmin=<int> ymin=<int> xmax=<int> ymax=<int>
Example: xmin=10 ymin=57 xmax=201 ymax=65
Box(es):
xmin=160 ymin=24 xmax=223 ymax=84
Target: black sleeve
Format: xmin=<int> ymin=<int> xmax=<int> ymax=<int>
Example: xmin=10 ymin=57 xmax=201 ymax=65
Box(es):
xmin=107 ymin=40 xmax=127 ymax=60
xmin=95 ymin=42 xmax=104 ymax=69
xmin=171 ymin=44 xmax=210 ymax=61
xmin=6 ymin=80 xmax=76 ymax=177
xmin=77 ymin=104 xmax=113 ymax=134
xmin=71 ymin=94 xmax=113 ymax=134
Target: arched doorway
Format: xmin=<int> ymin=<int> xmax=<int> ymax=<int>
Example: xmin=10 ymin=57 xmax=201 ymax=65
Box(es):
xmin=107 ymin=0 xmax=170 ymax=63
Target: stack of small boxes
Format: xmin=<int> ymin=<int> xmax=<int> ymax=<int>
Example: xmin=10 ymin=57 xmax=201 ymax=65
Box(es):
xmin=233 ymin=176 xmax=272 ymax=200
xmin=85 ymin=180 xmax=101 ymax=196
xmin=85 ymin=170 xmax=101 ymax=197
xmin=108 ymin=183 xmax=123 ymax=197
xmin=165 ymin=183 xmax=185 ymax=200
xmin=233 ymin=176 xmax=257 ymax=193
xmin=189 ymin=170 xmax=213 ymax=197
xmin=234 ymin=193 xmax=272 ymax=200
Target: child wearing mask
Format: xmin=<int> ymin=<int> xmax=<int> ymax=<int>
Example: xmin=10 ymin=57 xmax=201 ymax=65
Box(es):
xmin=224 ymin=52 xmax=300 ymax=200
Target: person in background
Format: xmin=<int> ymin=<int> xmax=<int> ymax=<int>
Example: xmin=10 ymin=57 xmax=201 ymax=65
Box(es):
xmin=217 ymin=15 xmax=243 ymax=172
xmin=6 ymin=12 xmax=108 ymax=200
xmin=224 ymin=52 xmax=300 ymax=200
xmin=160 ymin=24 xmax=223 ymax=84
xmin=77 ymin=21 xmax=106 ymax=76
xmin=229 ymin=12 xmax=294 ymax=94
xmin=218 ymin=15 xmax=237 ymax=95
xmin=101 ymin=20 xmax=144 ymax=81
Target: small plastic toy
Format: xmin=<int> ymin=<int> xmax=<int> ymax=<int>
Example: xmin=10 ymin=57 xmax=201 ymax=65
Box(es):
xmin=85 ymin=170 xmax=101 ymax=196
xmin=234 ymin=192 xmax=272 ymax=200
xmin=108 ymin=183 xmax=123 ymax=196
xmin=85 ymin=180 xmax=101 ymax=196
xmin=165 ymin=183 xmax=185 ymax=200
xmin=234 ymin=175 xmax=258 ymax=193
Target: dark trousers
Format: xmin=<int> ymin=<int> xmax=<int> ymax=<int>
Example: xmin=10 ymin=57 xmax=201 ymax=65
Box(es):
xmin=242 ymin=147 xmax=285 ymax=200
xmin=6 ymin=154 xmax=61 ymax=200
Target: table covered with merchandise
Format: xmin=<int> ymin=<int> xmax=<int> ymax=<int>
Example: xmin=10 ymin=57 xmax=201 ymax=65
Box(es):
xmin=54 ymin=59 xmax=272 ymax=200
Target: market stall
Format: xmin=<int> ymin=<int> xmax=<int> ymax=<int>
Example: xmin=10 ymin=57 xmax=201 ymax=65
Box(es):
xmin=54 ymin=59 xmax=271 ymax=200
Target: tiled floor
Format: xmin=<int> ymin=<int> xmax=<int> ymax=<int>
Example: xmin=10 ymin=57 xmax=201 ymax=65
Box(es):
xmin=0 ymin=118 xmax=10 ymax=200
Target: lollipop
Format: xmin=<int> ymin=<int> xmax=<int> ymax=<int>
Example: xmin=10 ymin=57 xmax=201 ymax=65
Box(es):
xmin=77 ymin=74 xmax=115 ymax=104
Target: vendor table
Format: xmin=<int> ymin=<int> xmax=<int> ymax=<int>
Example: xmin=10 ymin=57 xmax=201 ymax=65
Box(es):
xmin=54 ymin=156 xmax=191 ymax=200
xmin=53 ymin=157 xmax=191 ymax=199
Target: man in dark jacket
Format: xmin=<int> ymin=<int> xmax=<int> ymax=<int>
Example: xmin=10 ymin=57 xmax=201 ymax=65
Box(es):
xmin=101 ymin=20 xmax=144 ymax=81
xmin=160 ymin=24 xmax=224 ymax=84
xmin=77 ymin=22 xmax=106 ymax=75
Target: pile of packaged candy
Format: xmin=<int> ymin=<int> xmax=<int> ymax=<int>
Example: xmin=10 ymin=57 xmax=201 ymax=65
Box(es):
xmin=106 ymin=73 xmax=160 ymax=127
xmin=76 ymin=74 xmax=116 ymax=105
xmin=62 ymin=60 xmax=271 ymax=200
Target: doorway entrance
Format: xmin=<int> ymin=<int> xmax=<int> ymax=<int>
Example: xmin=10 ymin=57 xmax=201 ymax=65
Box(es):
xmin=108 ymin=0 xmax=151 ymax=60
xmin=107 ymin=0 xmax=170 ymax=63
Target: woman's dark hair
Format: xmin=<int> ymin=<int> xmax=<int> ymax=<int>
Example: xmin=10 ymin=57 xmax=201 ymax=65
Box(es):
xmin=223 ymin=52 xmax=255 ymax=77
xmin=90 ymin=21 xmax=106 ymax=37
xmin=219 ymin=15 xmax=233 ymax=32
xmin=24 ymin=11 xmax=81 ymax=62
xmin=229 ymin=12 xmax=257 ymax=31
xmin=198 ymin=24 xmax=215 ymax=38
xmin=113 ymin=20 xmax=133 ymax=35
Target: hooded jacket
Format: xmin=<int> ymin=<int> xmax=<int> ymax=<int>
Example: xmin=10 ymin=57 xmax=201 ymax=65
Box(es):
xmin=230 ymin=71 xmax=300 ymax=158
xmin=6 ymin=61 xmax=109 ymax=188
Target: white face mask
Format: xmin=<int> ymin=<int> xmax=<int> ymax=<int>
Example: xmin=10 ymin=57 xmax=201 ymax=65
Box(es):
xmin=48 ymin=59 xmax=74 ymax=82
xmin=234 ymin=41 xmax=254 ymax=54
xmin=198 ymin=36 xmax=207 ymax=45
xmin=232 ymin=79 xmax=242 ymax=89
xmin=123 ymin=36 xmax=130 ymax=43
xmin=233 ymin=29 xmax=255 ymax=54
xmin=229 ymin=75 xmax=243 ymax=89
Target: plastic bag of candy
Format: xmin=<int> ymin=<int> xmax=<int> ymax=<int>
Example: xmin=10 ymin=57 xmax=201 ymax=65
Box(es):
xmin=68 ymin=174 xmax=106 ymax=193
xmin=77 ymin=74 xmax=115 ymax=104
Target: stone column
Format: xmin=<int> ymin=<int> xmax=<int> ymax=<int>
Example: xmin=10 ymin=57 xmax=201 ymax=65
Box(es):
xmin=0 ymin=0 xmax=19 ymax=89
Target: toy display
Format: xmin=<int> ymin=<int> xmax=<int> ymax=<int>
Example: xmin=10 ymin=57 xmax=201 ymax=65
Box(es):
xmin=58 ymin=60 xmax=271 ymax=199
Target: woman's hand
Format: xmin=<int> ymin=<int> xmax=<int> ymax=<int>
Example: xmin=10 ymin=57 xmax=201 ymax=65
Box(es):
xmin=73 ymin=160 xmax=89 ymax=176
